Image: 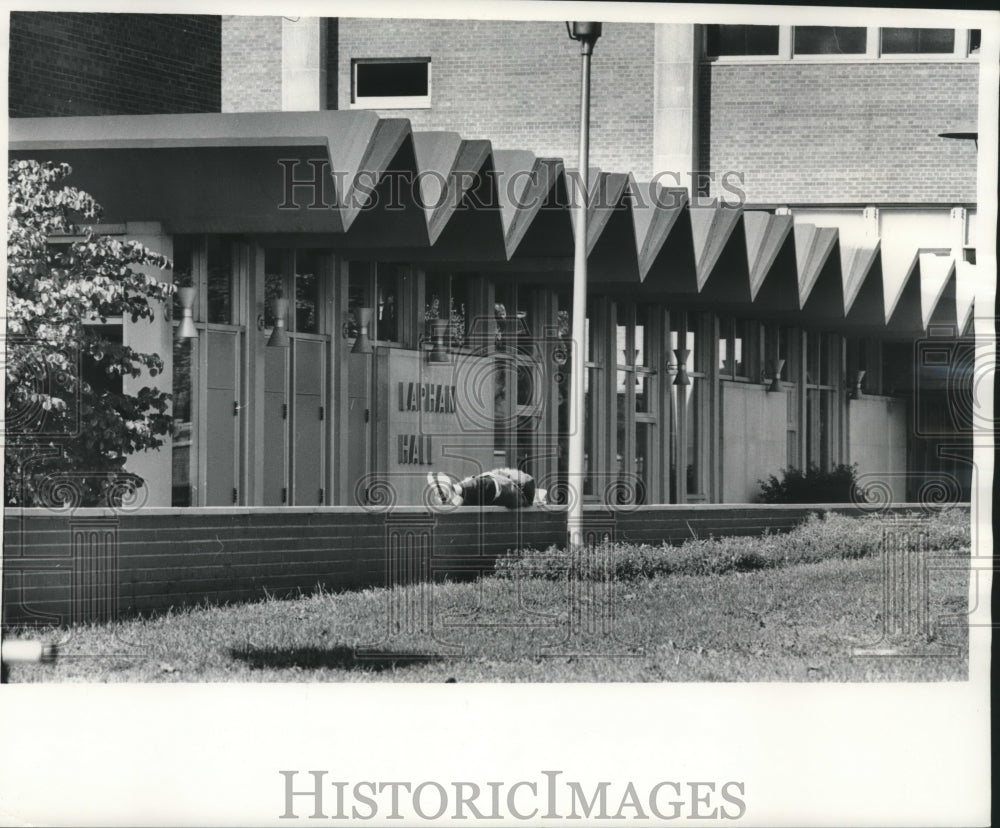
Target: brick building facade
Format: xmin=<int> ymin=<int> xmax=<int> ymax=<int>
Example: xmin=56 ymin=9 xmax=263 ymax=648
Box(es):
xmin=6 ymin=13 xmax=987 ymax=511
xmin=8 ymin=12 xmax=220 ymax=117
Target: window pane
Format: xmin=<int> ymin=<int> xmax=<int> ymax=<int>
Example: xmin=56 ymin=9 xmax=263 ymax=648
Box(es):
xmin=494 ymin=360 xmax=510 ymax=456
xmin=355 ymin=60 xmax=429 ymax=98
xmin=706 ymin=25 xmax=779 ymax=57
xmin=635 ymin=373 xmax=653 ymax=414
xmin=881 ymin=28 xmax=955 ymax=54
xmin=685 ymin=383 xmax=701 ymax=495
xmin=634 ymin=422 xmax=652 ymax=505
xmin=970 ymin=30 xmax=981 ymax=55
xmin=733 ymin=319 xmax=748 ymax=377
xmin=794 ymin=26 xmax=866 ymax=55
xmin=616 ymin=369 xmax=627 ymax=477
xmin=263 ymin=248 xmax=286 ymax=329
xmin=206 ymin=236 xmax=233 ymax=325
xmin=584 ymin=366 xmax=596 ymax=496
xmin=172 ymin=235 xmax=195 ymax=320
xmin=718 ymin=318 xmax=731 ymax=374
xmin=494 ymin=282 xmax=513 ymax=352
xmin=635 ymin=304 xmax=651 ymax=367
xmin=449 ymin=276 xmax=468 ymax=348
xmin=616 ymin=304 xmax=629 ymax=366
xmin=172 ymin=330 xmax=195 ymax=507
xmin=375 ymin=263 xmax=400 ymax=342
xmin=347 ymin=261 xmax=370 ymax=339
xmin=295 ymin=250 xmax=320 ymax=334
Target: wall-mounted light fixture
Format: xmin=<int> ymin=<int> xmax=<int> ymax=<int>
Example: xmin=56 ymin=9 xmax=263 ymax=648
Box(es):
xmin=177 ymin=286 xmax=198 ymax=339
xmin=762 ymin=358 xmax=785 ymax=393
xmin=267 ymin=295 xmax=290 ymax=348
xmin=428 ymin=317 xmax=450 ymax=363
xmin=672 ymin=348 xmax=691 ymax=386
xmin=848 ymin=369 xmax=866 ymax=400
xmin=351 ymin=307 xmax=373 ymax=354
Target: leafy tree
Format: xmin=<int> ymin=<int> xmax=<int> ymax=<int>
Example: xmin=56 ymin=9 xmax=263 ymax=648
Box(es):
xmin=5 ymin=160 xmax=174 ymax=506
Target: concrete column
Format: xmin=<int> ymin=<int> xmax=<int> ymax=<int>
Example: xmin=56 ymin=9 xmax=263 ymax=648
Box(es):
xmin=653 ymin=24 xmax=700 ymax=197
xmin=123 ymin=222 xmax=173 ymax=507
xmin=282 ymin=17 xmax=327 ymax=111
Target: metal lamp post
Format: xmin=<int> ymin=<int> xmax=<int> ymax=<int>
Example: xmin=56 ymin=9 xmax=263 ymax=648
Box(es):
xmin=566 ymin=21 xmax=602 ymax=551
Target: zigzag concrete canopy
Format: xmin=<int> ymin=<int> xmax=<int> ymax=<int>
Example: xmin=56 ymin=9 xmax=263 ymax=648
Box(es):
xmin=9 ymin=110 xmax=971 ymax=336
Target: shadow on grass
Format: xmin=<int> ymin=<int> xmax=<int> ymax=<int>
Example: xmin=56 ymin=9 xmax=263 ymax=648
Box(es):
xmin=229 ymin=645 xmax=441 ymax=672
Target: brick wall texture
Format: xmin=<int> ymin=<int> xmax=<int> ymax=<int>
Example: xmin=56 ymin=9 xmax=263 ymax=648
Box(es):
xmin=336 ymin=18 xmax=657 ymax=180
xmin=699 ymin=61 xmax=979 ymax=205
xmin=9 ymin=12 xmax=220 ymax=117
xmin=221 ymin=15 xmax=281 ymax=112
xmin=4 ymin=504 xmax=953 ymax=624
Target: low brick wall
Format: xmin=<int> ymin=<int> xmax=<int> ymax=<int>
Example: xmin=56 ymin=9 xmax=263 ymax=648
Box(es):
xmin=2 ymin=503 xmax=963 ymax=625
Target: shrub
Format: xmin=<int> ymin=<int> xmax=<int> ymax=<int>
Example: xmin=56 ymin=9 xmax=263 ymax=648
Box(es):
xmin=494 ymin=509 xmax=970 ymax=583
xmin=758 ymin=463 xmax=862 ymax=504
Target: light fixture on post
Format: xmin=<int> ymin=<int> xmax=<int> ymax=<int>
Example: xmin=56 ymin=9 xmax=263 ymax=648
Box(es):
xmin=267 ymin=295 xmax=290 ymax=348
xmin=763 ymin=358 xmax=785 ymax=393
xmin=177 ymin=286 xmax=198 ymax=339
xmin=565 ymin=20 xmax=602 ymax=552
xmin=672 ymin=348 xmax=691 ymax=386
xmin=351 ymin=307 xmax=373 ymax=354
xmin=848 ymin=369 xmax=866 ymax=400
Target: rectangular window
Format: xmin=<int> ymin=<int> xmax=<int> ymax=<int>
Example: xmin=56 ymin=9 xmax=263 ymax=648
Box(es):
xmin=969 ymin=29 xmax=981 ymax=55
xmin=352 ymin=58 xmax=431 ymax=109
xmin=294 ymin=250 xmax=321 ymax=334
xmin=881 ymin=28 xmax=955 ymax=54
xmin=793 ymin=26 xmax=866 ymax=55
xmin=263 ymin=248 xmax=287 ymax=329
xmin=706 ymin=25 xmax=779 ymax=57
xmin=171 ymin=330 xmax=195 ymax=507
xmin=206 ymin=236 xmax=234 ymax=325
xmin=425 ymin=273 xmax=468 ymax=349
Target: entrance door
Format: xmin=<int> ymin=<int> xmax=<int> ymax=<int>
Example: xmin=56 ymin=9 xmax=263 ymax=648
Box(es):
xmin=205 ymin=330 xmax=240 ymax=505
xmin=262 ymin=346 xmax=289 ymax=505
xmin=346 ymin=352 xmax=372 ymax=504
xmin=292 ymin=338 xmax=326 ymax=505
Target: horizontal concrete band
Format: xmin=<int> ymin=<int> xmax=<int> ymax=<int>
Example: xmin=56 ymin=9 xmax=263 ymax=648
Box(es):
xmin=3 ymin=503 xmax=967 ymax=625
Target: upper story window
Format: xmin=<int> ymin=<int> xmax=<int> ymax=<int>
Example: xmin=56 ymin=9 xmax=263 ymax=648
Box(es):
xmin=880 ymin=27 xmax=955 ymax=54
xmin=793 ymin=26 xmax=867 ymax=55
xmin=705 ymin=25 xmax=779 ymax=57
xmin=704 ymin=24 xmax=979 ymax=61
xmin=351 ymin=58 xmax=431 ymax=109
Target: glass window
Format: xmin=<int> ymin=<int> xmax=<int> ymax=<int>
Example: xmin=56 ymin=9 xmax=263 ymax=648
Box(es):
xmin=172 ymin=235 xmax=195 ymax=320
xmin=352 ymin=58 xmax=431 ymax=108
xmin=263 ymin=248 xmax=287 ymax=329
xmin=706 ymin=25 xmax=780 ymax=57
xmin=881 ymin=28 xmax=955 ymax=54
xmin=616 ymin=304 xmax=629 ymax=366
xmin=375 ymin=264 xmax=400 ymax=342
xmin=635 ymin=305 xmax=651 ymax=368
xmin=969 ymin=29 xmax=981 ymax=55
xmin=294 ymin=250 xmax=320 ymax=334
xmin=426 ymin=272 xmax=468 ymax=349
xmin=793 ymin=26 xmax=866 ymax=55
xmin=171 ymin=330 xmax=195 ymax=507
xmin=206 ymin=236 xmax=234 ymax=325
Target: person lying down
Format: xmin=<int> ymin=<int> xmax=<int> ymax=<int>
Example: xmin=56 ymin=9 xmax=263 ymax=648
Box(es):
xmin=427 ymin=468 xmax=547 ymax=509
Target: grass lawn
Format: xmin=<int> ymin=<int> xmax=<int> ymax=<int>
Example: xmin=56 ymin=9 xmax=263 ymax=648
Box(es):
xmin=5 ymin=553 xmax=969 ymax=683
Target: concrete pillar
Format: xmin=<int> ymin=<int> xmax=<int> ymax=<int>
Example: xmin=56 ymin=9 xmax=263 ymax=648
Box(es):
xmin=123 ymin=223 xmax=173 ymax=507
xmin=653 ymin=24 xmax=700 ymax=197
xmin=282 ymin=17 xmax=327 ymax=111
